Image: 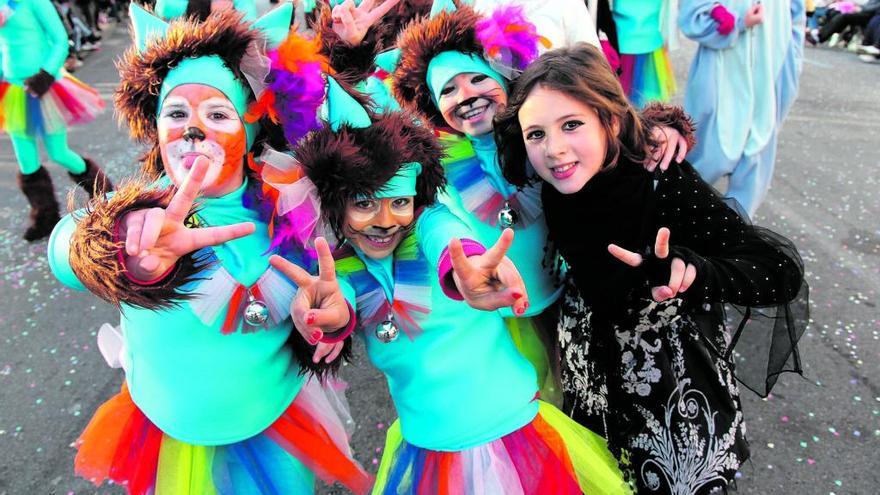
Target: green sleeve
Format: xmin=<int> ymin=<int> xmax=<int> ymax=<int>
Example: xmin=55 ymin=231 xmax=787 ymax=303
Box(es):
xmin=417 ymin=204 xmax=477 ymax=266
xmin=47 ymin=213 xmax=87 ymax=292
xmin=33 ymin=0 xmax=70 ymax=75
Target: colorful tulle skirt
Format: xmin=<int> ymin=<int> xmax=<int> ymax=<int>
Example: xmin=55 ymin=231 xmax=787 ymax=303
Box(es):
xmin=505 ymin=312 xmax=563 ymax=408
xmin=619 ymin=47 xmax=676 ymax=108
xmin=373 ymin=401 xmax=632 ymax=495
xmin=75 ymin=378 xmax=373 ymax=495
xmin=0 ymin=72 xmax=105 ymax=137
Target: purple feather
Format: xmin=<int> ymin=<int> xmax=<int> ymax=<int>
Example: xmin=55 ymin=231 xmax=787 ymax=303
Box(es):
xmin=475 ymin=5 xmax=545 ymax=71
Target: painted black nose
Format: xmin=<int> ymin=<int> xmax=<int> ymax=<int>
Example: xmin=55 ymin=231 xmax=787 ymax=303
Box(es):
xmin=183 ymin=126 xmax=206 ymax=142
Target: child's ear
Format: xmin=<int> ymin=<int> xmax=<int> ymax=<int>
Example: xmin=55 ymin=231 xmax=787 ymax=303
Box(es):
xmin=611 ymin=116 xmax=621 ymax=138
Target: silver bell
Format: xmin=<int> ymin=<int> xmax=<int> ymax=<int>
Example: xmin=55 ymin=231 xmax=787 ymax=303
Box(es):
xmin=244 ymin=299 xmax=270 ymax=326
xmin=375 ymin=316 xmax=399 ymax=343
xmin=497 ymin=202 xmax=519 ymax=228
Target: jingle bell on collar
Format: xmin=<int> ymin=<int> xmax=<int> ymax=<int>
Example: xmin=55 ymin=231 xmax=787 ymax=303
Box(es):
xmin=244 ymin=298 xmax=270 ymax=326
xmin=497 ymin=201 xmax=519 ymax=228
xmin=375 ymin=314 xmax=400 ymax=343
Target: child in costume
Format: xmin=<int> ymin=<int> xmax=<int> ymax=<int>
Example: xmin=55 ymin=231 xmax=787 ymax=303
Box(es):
xmin=0 ymin=0 xmax=111 ymax=241
xmin=495 ymin=43 xmax=808 ymax=494
xmin=611 ymin=0 xmax=677 ymax=107
xmin=392 ymin=4 xmax=691 ymax=406
xmin=46 ymin=5 xmax=371 ymax=494
xmin=680 ymin=0 xmax=806 ymax=217
xmin=269 ymin=77 xmax=631 ymax=495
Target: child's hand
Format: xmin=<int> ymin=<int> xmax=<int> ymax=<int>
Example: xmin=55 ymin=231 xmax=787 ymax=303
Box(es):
xmin=745 ymin=3 xmax=765 ymax=28
xmin=311 ymin=341 xmax=346 ymax=365
xmin=270 ymin=237 xmax=350 ymax=345
xmin=608 ymin=227 xmax=697 ymax=302
xmin=646 ymin=125 xmax=688 ymax=172
xmin=120 ymin=157 xmax=255 ymax=281
xmin=448 ymin=229 xmax=530 ymax=314
xmin=331 ymin=0 xmax=402 ymax=46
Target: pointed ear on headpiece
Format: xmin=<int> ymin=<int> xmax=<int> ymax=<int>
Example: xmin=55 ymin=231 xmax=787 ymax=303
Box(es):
xmin=253 ymin=2 xmax=294 ymax=48
xmin=430 ymin=0 xmax=458 ymax=17
xmin=323 ymin=76 xmax=371 ymax=131
xmin=129 ymin=2 xmax=170 ymax=52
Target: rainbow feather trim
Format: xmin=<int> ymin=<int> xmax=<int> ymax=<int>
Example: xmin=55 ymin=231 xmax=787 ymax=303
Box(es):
xmin=475 ymin=5 xmax=551 ymax=75
xmin=247 ymin=33 xmax=327 ymax=146
xmin=439 ymin=132 xmax=543 ymax=227
xmin=335 ymin=233 xmax=431 ymax=341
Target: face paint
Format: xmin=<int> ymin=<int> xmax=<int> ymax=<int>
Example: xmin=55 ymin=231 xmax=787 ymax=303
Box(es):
xmin=343 ymin=196 xmax=415 ymax=259
xmin=437 ymin=72 xmax=508 ymax=137
xmin=158 ymin=84 xmax=247 ymax=197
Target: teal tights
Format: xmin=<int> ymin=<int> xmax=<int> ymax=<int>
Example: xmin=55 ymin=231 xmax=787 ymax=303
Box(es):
xmin=10 ymin=131 xmax=86 ymax=175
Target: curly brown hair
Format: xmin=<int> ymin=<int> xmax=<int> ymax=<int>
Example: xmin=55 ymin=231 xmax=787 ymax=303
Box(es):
xmin=494 ymin=43 xmax=656 ymax=188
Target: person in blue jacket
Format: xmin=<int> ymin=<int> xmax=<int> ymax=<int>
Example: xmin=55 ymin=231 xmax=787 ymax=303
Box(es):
xmin=680 ymin=0 xmax=805 ymax=218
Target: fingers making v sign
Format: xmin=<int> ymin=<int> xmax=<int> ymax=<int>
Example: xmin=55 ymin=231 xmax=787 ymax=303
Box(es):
xmin=120 ymin=157 xmax=256 ymax=282
xmin=448 ymin=229 xmax=530 ymax=315
xmin=608 ymin=227 xmax=698 ymax=302
xmin=270 ymin=237 xmax=351 ymax=364
xmin=331 ymin=0 xmax=402 ymax=45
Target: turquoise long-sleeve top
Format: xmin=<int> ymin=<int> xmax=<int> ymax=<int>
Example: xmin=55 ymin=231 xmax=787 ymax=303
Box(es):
xmin=339 ymin=204 xmax=540 ymax=451
xmin=612 ymin=0 xmax=664 ymax=54
xmin=154 ymin=0 xmax=258 ymax=21
xmin=439 ymin=133 xmax=562 ymax=319
xmin=48 ymin=179 xmax=305 ymax=445
xmin=680 ymin=0 xmax=804 ymax=162
xmin=0 ymin=0 xmax=69 ymax=84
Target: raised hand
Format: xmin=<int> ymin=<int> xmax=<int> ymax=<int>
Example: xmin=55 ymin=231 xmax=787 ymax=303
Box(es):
xmin=448 ymin=229 xmax=530 ymax=314
xmin=646 ymin=125 xmax=689 ymax=172
xmin=121 ymin=157 xmax=255 ymax=281
xmin=608 ymin=227 xmax=697 ymax=302
xmin=745 ymin=3 xmax=765 ymax=28
xmin=331 ymin=0 xmax=402 ymax=46
xmin=270 ymin=238 xmax=351 ymax=362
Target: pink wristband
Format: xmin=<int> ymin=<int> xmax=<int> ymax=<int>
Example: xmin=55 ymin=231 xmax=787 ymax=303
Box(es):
xmin=318 ymin=301 xmax=357 ymax=343
xmin=113 ymin=219 xmax=176 ymax=285
xmin=710 ymin=5 xmax=736 ymax=35
xmin=438 ymin=238 xmax=486 ymax=301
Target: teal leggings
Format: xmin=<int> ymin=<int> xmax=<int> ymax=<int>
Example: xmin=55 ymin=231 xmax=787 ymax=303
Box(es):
xmin=9 ymin=131 xmax=86 ymax=175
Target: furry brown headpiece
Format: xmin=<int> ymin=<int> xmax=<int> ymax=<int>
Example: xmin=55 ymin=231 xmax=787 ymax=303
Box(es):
xmin=294 ymin=112 xmax=446 ymax=238
xmin=393 ymin=6 xmax=484 ymax=128
xmin=115 ymin=9 xmax=259 ymax=143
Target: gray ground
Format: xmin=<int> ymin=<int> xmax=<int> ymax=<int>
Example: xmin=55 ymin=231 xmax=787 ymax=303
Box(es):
xmin=1 ymin=15 xmax=878 ymax=495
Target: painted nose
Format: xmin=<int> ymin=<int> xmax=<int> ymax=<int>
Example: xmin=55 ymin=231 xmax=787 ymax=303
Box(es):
xmin=183 ymin=126 xmax=206 ymax=142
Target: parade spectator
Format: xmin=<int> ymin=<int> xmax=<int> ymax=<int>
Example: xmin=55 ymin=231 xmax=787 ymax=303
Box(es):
xmin=811 ymin=0 xmax=880 ymax=45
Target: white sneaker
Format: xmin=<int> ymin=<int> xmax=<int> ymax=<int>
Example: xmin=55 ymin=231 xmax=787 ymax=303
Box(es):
xmin=857 ymin=45 xmax=880 ymax=56
xmin=858 ymin=54 xmax=880 ymax=64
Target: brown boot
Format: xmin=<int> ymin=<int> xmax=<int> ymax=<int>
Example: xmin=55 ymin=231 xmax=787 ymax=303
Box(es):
xmin=68 ymin=157 xmax=114 ymax=198
xmin=17 ymin=167 xmax=61 ymax=242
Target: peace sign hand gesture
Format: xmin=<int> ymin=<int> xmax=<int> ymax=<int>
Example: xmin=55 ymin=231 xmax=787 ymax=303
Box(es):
xmin=331 ymin=0 xmax=402 ymax=46
xmin=120 ymin=157 xmax=256 ymax=282
xmin=608 ymin=227 xmax=698 ymax=302
xmin=448 ymin=229 xmax=530 ymax=315
xmin=270 ymin=237 xmax=350 ymax=363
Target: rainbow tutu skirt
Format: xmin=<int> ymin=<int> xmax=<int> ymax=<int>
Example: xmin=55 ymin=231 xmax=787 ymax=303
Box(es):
xmin=74 ymin=378 xmax=372 ymax=495
xmin=0 ymin=71 xmax=105 ymax=137
xmin=373 ymin=401 xmax=632 ymax=495
xmin=619 ymin=47 xmax=676 ymax=109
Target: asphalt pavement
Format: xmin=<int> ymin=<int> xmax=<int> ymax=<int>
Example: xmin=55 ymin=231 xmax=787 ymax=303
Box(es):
xmin=0 ymin=17 xmax=878 ymax=495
